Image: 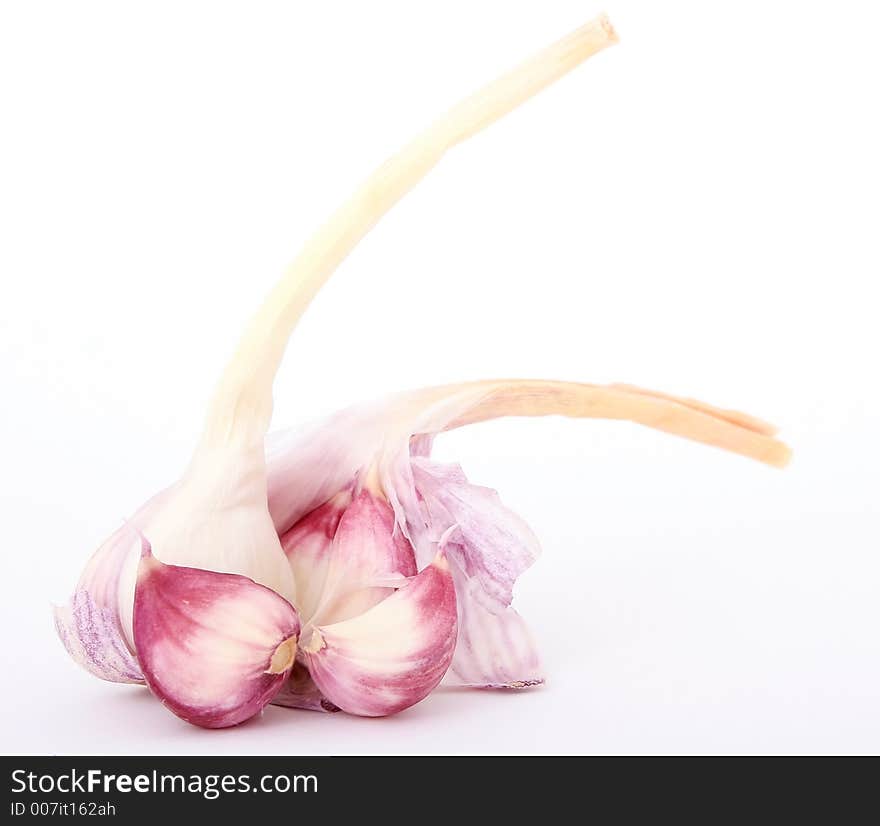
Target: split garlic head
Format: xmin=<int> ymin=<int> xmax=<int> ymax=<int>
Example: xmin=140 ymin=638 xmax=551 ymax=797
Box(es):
xmin=52 ymin=15 xmax=791 ymax=729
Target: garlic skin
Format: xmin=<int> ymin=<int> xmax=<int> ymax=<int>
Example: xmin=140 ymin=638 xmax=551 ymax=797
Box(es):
xmin=54 ymin=590 xmax=143 ymax=685
xmin=410 ymin=460 xmax=543 ymax=688
xmin=133 ymin=541 xmax=300 ymax=729
xmin=53 ymin=501 xmax=167 ymax=685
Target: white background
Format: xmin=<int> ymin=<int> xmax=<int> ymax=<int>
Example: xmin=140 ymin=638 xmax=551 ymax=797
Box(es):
xmin=1 ymin=1 xmax=877 ymax=755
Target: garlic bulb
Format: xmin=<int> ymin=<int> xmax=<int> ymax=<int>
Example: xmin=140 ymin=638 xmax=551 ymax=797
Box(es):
xmin=54 ymin=16 xmax=790 ymax=728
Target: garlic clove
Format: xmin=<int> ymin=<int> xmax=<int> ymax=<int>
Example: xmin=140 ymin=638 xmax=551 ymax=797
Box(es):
xmin=302 ymin=554 xmax=457 ymax=716
xmin=277 ymin=488 xmax=350 ymax=625
xmin=280 ymin=487 xmax=417 ymax=628
xmin=133 ymin=541 xmax=300 ymax=729
xmin=274 ymin=489 xmax=422 ymax=714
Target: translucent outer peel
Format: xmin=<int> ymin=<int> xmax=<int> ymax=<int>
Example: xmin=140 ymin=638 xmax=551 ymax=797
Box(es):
xmin=133 ymin=544 xmax=300 ymax=729
xmin=53 ymin=590 xmax=143 ymax=685
xmin=53 ymin=521 xmax=148 ymax=683
xmin=410 ymin=459 xmax=544 ymax=688
xmin=445 ymin=575 xmax=543 ymax=689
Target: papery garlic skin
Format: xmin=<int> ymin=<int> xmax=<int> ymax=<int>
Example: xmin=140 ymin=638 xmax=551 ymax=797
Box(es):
xmin=443 ymin=568 xmax=543 ymax=689
xmin=410 ymin=459 xmax=543 ymax=687
xmin=53 ymin=499 xmax=169 ymax=684
xmin=133 ymin=542 xmax=300 ymax=729
xmin=54 ymin=590 xmax=143 ymax=685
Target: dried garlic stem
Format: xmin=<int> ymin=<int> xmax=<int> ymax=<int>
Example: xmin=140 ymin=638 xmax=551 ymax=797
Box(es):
xmin=201 ymin=15 xmax=619 ymax=448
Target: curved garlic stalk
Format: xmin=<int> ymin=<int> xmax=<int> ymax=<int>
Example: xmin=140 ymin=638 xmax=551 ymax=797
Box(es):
xmin=56 ymin=16 xmax=622 ymax=726
xmin=200 ymin=14 xmax=619 ymax=448
xmin=137 ymin=13 xmax=619 ymax=610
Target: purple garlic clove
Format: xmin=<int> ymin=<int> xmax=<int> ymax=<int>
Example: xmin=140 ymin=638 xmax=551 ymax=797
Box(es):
xmin=302 ymin=554 xmax=457 ymax=717
xmin=133 ymin=544 xmax=300 ymax=729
